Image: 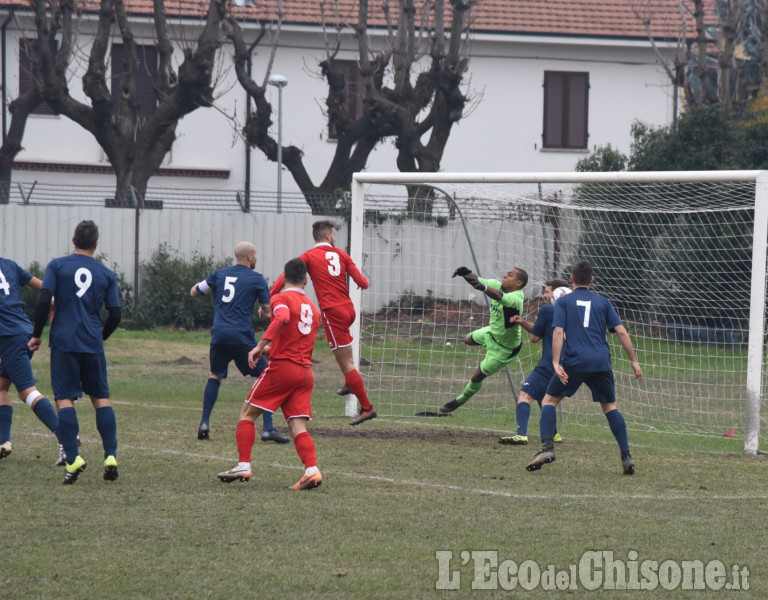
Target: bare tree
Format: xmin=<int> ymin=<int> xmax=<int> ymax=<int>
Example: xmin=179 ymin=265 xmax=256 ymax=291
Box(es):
xmin=0 ymin=87 xmax=43 ymax=203
xmin=226 ymin=0 xmax=475 ymax=215
xmin=27 ymin=0 xmax=228 ymax=204
xmin=632 ymin=0 xmax=767 ymax=114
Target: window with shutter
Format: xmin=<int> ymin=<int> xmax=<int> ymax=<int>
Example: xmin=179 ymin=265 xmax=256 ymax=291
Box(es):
xmin=18 ymin=38 xmax=58 ymax=115
xmin=542 ymin=71 xmax=589 ymax=150
xmin=111 ymin=44 xmax=158 ymax=118
xmin=328 ymin=60 xmax=363 ymax=141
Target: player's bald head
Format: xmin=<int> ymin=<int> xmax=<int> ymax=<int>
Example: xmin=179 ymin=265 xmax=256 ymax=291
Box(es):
xmin=234 ymin=242 xmax=256 ymax=260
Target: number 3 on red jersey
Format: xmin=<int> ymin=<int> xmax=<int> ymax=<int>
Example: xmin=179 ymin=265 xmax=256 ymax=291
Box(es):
xmin=325 ymin=251 xmax=341 ymax=276
xmin=299 ymin=303 xmax=314 ymax=334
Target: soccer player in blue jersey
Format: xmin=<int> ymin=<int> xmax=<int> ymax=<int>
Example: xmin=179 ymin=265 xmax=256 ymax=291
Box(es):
xmin=526 ymin=260 xmax=642 ymax=475
xmin=0 ymin=257 xmax=61 ymax=462
xmin=29 ymin=220 xmax=122 ymax=484
xmin=190 ymin=242 xmax=288 ymax=443
xmin=498 ymin=279 xmax=568 ymax=446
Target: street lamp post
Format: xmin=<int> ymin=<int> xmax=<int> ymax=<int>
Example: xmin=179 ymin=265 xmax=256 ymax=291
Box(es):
xmin=267 ymin=74 xmax=288 ymax=214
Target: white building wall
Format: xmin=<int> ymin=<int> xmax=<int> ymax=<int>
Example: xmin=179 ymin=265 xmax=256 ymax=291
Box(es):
xmin=2 ymin=15 xmax=676 ymax=197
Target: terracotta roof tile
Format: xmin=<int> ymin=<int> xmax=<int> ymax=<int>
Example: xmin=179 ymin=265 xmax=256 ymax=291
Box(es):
xmin=0 ymin=0 xmax=714 ymax=40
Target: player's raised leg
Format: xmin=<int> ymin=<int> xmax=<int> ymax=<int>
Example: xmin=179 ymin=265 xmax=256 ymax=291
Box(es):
xmin=335 ymin=350 xmax=375 ymax=426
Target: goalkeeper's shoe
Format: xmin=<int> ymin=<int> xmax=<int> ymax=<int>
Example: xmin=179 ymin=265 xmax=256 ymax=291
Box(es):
xmin=103 ymin=455 xmax=119 ymax=481
xmin=63 ymin=455 xmax=87 ymax=485
xmin=621 ymin=451 xmax=635 ymax=476
xmin=337 ymin=384 xmax=352 ymax=396
xmin=554 ymin=433 xmax=564 ymax=443
xmin=349 ymin=407 xmax=377 ymax=426
xmin=525 ymin=447 xmax=556 ymax=472
xmin=439 ymin=398 xmax=463 ymax=414
xmin=498 ymin=435 xmax=528 ymax=445
xmin=197 ymin=422 xmax=210 ymax=440
xmin=0 ymin=441 xmax=11 ymax=459
xmin=55 ymin=444 xmax=67 ymax=467
xmin=291 ymin=470 xmax=322 ymax=490
xmin=218 ymin=465 xmax=251 ymax=483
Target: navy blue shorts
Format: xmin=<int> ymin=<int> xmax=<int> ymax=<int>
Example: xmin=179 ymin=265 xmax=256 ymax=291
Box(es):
xmin=520 ymin=365 xmax=554 ymax=403
xmin=0 ymin=335 xmax=36 ymax=391
xmin=210 ymin=343 xmax=266 ymax=379
xmin=50 ymin=349 xmax=110 ymax=400
xmin=545 ymin=370 xmax=616 ymax=404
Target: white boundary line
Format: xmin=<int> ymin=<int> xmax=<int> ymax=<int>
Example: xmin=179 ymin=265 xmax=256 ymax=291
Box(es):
xmin=19 ymin=430 xmax=768 ymax=502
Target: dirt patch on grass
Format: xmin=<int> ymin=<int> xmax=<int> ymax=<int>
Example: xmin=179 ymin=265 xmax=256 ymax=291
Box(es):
xmin=309 ymin=424 xmax=482 ymax=443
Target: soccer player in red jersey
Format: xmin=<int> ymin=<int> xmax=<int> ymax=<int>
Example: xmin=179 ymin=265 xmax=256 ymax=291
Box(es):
xmin=218 ymin=258 xmax=323 ymax=490
xmin=270 ymin=220 xmax=376 ymax=426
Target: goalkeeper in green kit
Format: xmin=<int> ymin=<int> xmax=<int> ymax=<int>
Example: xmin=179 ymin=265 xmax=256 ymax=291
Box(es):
xmin=440 ymin=266 xmax=528 ymax=414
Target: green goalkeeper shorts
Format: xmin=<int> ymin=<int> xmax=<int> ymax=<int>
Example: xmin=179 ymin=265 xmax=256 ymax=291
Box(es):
xmin=471 ymin=326 xmax=523 ymax=377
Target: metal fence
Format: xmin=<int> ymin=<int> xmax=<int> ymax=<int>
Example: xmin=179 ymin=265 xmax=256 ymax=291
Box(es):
xmin=0 ymin=182 xmax=340 ymax=304
xmin=3 ymin=181 xmax=318 ymax=213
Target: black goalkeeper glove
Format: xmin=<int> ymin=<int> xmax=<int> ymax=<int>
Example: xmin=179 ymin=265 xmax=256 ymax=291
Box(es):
xmin=452 ymin=266 xmax=471 ymax=278
xmin=464 ymin=277 xmax=487 ymax=292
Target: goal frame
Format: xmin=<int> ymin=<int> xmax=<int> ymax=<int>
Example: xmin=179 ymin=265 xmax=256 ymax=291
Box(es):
xmin=350 ymin=170 xmax=768 ymax=456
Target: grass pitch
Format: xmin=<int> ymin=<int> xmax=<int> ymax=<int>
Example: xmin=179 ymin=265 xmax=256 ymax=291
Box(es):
xmin=2 ymin=329 xmax=766 ymax=599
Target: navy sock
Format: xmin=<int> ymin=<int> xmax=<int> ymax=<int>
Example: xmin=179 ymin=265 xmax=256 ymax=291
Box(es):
xmin=536 ymin=398 xmax=558 ymax=435
xmin=0 ymin=405 xmax=12 ymax=443
xmin=96 ymin=406 xmax=118 ymax=458
xmin=201 ymin=378 xmax=221 ymax=424
xmin=515 ymin=402 xmax=531 ymax=435
xmin=262 ymin=411 xmax=275 ymax=432
xmin=32 ymin=397 xmax=59 ymax=434
xmin=58 ymin=407 xmax=80 ymax=461
xmin=540 ymin=404 xmax=557 ymax=447
xmin=605 ymin=408 xmax=629 ymax=453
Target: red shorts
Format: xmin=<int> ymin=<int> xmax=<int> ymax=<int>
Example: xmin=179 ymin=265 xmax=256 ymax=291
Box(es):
xmin=321 ymin=304 xmax=356 ymax=350
xmin=245 ymin=359 xmax=314 ymax=420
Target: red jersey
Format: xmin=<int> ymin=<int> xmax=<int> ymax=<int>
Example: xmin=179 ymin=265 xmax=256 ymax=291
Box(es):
xmin=270 ymin=243 xmax=369 ymax=310
xmin=267 ymin=288 xmax=320 ymax=366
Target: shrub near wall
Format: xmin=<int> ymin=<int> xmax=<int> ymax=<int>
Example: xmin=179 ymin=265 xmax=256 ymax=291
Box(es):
xmin=132 ymin=244 xmax=233 ymax=329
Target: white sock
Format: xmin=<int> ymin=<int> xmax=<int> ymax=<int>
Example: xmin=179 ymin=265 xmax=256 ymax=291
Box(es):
xmin=305 ymin=466 xmax=318 ymax=475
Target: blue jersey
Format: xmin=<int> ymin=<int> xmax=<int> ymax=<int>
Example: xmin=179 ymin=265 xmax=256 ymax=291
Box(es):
xmin=204 ymin=265 xmax=270 ymax=345
xmin=42 ymin=254 xmax=120 ymax=353
xmin=553 ymin=287 xmax=621 ymax=373
xmin=530 ymin=303 xmax=555 ymax=372
xmin=0 ymin=258 xmax=33 ymax=336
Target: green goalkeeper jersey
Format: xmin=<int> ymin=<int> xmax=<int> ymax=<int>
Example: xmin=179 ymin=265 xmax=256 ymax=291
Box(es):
xmin=478 ymin=277 xmax=524 ymax=350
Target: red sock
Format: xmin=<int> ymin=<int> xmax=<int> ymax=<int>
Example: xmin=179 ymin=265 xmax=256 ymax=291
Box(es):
xmin=235 ymin=419 xmax=256 ymax=463
xmin=344 ymin=369 xmax=372 ymax=410
xmin=293 ymin=431 xmax=317 ymax=469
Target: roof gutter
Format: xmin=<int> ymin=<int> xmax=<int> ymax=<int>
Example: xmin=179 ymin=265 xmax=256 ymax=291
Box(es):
xmin=2 ymin=9 xmax=15 ymax=142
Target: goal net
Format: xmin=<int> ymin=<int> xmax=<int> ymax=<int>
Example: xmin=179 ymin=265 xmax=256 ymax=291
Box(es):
xmin=349 ymin=171 xmax=768 ymax=454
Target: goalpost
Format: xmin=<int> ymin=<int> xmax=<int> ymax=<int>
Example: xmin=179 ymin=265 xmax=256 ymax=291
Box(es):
xmin=349 ymin=171 xmax=768 ymax=456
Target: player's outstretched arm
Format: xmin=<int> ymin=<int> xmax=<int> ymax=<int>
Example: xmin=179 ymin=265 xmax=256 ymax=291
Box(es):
xmin=614 ymin=325 xmax=643 ymax=379
xmin=452 ymin=266 xmax=476 ymax=278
